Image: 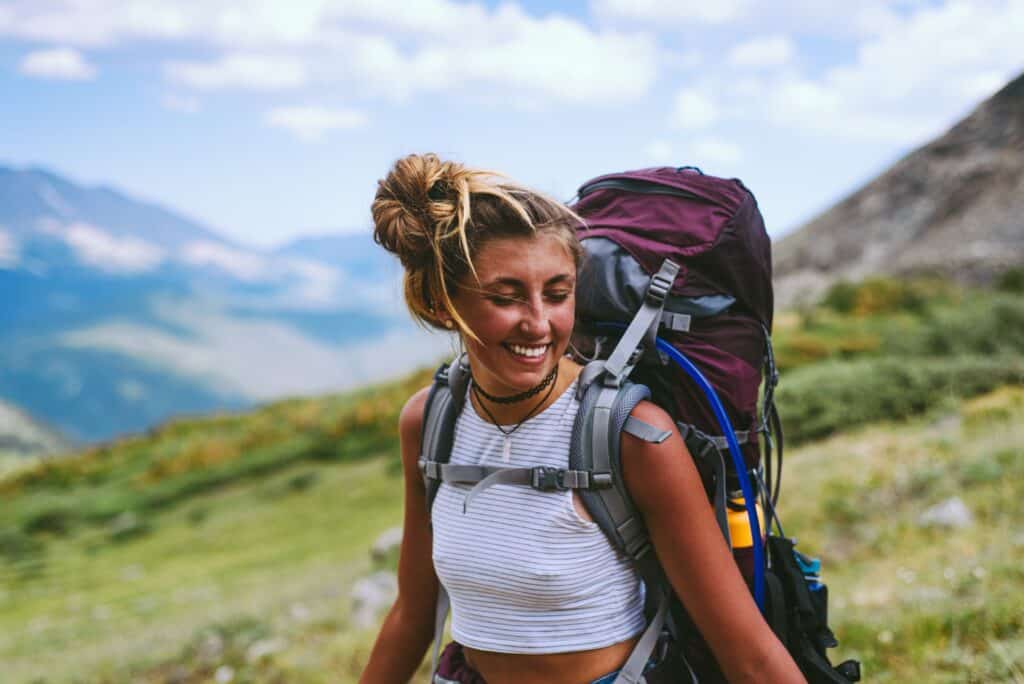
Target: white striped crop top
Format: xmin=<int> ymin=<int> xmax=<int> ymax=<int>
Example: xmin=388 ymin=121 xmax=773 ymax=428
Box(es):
xmin=431 ymin=379 xmax=646 ymax=654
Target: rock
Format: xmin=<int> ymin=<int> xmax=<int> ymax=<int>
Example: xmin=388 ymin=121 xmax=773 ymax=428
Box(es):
xmin=247 ymin=637 xmax=286 ymax=664
xmin=350 ymin=571 xmax=398 ymax=629
xmin=371 ymin=526 xmax=403 ymax=564
xmin=215 ymin=665 xmax=235 ymax=683
xmin=918 ymin=497 xmax=974 ymax=529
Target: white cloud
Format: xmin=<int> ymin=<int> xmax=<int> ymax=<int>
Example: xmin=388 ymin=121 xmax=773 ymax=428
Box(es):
xmin=0 ymin=1 xmax=658 ymax=106
xmin=691 ymin=137 xmax=743 ymax=165
xmin=181 ymin=241 xmax=268 ymax=281
xmin=60 ymin=299 xmax=451 ymax=400
xmin=161 ymin=93 xmax=201 ymax=113
xmin=18 ymin=47 xmax=96 ymax=80
xmin=756 ymin=1 xmax=1024 ymax=143
xmin=0 ymin=229 xmax=18 ymax=268
xmin=282 ymin=258 xmax=342 ymax=305
xmin=590 ymin=0 xmax=927 ymax=39
xmin=592 ymin=0 xmax=751 ymax=25
xmin=728 ymin=36 xmax=795 ymax=68
xmin=265 ymin=106 xmax=367 ymax=142
xmin=165 ymin=53 xmax=307 ymax=90
xmin=63 ymin=223 xmax=165 ymax=274
xmin=670 ymin=88 xmax=718 ymax=129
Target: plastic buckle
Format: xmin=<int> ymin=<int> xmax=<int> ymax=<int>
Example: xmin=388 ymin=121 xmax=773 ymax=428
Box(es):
xmin=591 ymin=471 xmax=614 ymax=489
xmin=532 ymin=466 xmax=566 ymax=491
xmin=433 ymin=363 xmax=450 ymax=383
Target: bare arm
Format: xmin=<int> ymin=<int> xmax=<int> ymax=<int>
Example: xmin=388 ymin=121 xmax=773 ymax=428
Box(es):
xmin=359 ymin=387 xmax=439 ymax=684
xmin=621 ymin=401 xmax=806 ymax=684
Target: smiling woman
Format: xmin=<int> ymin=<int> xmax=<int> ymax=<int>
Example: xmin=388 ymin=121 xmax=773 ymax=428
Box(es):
xmin=360 ymin=154 xmax=804 ymax=684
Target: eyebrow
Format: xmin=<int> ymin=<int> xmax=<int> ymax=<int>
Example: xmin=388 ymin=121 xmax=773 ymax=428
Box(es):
xmin=483 ymin=274 xmax=575 ymax=289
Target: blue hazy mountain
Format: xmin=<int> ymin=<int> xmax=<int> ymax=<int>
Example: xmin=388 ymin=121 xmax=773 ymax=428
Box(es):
xmin=0 ymin=165 xmax=448 ymax=444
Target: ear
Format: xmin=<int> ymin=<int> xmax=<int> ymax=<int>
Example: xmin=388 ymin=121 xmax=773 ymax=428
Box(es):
xmin=435 ymin=310 xmax=454 ymax=329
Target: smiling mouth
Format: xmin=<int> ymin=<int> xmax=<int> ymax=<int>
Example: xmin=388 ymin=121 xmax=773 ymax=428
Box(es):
xmin=502 ymin=342 xmax=550 ymax=358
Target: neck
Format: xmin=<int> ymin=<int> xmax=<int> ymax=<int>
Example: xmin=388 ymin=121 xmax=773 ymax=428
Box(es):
xmin=470 ymin=358 xmax=581 ymax=425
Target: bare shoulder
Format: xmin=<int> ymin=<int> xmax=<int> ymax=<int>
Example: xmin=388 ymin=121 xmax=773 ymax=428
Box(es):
xmin=620 ymin=399 xmax=695 ymax=515
xmin=398 ymin=385 xmax=433 ymax=465
xmin=399 ymin=385 xmax=432 ymax=438
xmin=626 ymin=399 xmax=677 ymax=434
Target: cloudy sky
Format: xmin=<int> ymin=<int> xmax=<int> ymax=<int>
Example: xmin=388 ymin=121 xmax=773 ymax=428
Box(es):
xmin=2 ymin=0 xmax=1022 ymax=248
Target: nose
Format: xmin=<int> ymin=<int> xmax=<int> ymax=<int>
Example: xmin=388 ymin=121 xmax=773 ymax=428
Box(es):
xmin=519 ymin=295 xmax=551 ymax=338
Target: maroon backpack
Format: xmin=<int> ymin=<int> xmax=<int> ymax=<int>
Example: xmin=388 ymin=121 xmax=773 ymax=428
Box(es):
xmin=573 ymin=165 xmax=779 ymax=529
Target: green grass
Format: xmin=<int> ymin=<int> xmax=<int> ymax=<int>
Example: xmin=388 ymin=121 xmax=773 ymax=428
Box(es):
xmin=4 ymin=279 xmax=1024 ymax=682
xmin=777 ymin=388 xmax=1024 ymax=682
xmin=0 ymin=456 xmax=405 ymax=683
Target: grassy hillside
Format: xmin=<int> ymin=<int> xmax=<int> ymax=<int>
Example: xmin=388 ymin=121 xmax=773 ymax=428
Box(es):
xmin=2 ymin=279 xmax=1022 ymax=683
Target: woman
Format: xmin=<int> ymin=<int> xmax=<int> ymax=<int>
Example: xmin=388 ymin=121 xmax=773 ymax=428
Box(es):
xmin=359 ymin=153 xmax=804 ymax=684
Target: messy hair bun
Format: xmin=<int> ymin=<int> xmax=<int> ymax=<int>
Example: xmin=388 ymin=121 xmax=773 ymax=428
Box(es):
xmin=372 ymin=153 xmax=582 ymax=338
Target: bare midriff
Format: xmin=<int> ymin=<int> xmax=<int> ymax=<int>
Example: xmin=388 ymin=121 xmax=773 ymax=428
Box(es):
xmin=463 ymin=635 xmax=639 ymax=684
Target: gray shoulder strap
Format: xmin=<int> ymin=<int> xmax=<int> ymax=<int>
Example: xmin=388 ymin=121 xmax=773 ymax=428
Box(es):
xmin=421 ymin=355 xmax=471 ymax=516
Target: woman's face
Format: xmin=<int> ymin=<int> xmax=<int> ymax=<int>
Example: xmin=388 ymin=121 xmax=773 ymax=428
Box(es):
xmin=450 ymin=232 xmax=577 ymax=395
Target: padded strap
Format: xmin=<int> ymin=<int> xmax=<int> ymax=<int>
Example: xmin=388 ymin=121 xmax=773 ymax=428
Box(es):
xmin=622 ymin=416 xmax=671 ymax=444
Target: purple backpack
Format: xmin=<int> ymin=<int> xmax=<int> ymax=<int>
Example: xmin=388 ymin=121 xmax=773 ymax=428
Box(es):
xmin=573 ymin=166 xmax=778 ymax=520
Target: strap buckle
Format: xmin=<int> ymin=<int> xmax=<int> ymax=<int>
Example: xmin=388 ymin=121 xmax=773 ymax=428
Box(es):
xmin=531 ymin=466 xmax=567 ymax=491
xmin=645 ymin=272 xmax=673 ymax=306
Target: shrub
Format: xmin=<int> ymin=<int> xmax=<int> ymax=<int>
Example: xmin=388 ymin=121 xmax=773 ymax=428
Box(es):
xmin=0 ymin=528 xmax=46 ymax=577
xmin=776 ymin=355 xmax=1024 ymax=445
xmin=21 ymin=506 xmax=76 ymax=536
xmin=996 ymin=266 xmax=1024 ymax=293
xmin=820 ymin=277 xmax=937 ymax=316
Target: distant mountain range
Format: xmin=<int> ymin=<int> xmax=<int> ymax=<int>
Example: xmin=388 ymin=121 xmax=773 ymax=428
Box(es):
xmin=0 ymin=166 xmax=449 ymax=447
xmin=775 ymin=70 xmax=1024 ymax=308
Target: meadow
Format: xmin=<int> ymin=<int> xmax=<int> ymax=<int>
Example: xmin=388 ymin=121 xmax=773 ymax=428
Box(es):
xmin=2 ymin=277 xmax=1022 ymax=683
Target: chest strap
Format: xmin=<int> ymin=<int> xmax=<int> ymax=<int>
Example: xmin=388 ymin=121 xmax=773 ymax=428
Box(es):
xmin=419 ymin=416 xmax=669 ymax=513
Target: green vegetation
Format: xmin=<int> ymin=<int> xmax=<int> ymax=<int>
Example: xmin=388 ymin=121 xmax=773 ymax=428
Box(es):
xmin=2 ymin=277 xmax=1021 ymax=682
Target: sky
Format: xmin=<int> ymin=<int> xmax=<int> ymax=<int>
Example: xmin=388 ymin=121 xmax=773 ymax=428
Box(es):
xmin=1 ymin=0 xmax=1023 ymax=249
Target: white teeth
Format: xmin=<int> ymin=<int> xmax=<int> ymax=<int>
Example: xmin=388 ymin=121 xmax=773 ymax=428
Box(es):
xmin=508 ymin=344 xmax=548 ymax=358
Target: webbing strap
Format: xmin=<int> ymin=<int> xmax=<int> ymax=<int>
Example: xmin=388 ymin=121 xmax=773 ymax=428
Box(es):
xmin=711 ymin=443 xmax=731 ymax=547
xmin=703 ymin=430 xmax=750 ymax=450
xmin=431 ymin=584 xmax=450 ymax=677
xmin=622 ymin=416 xmax=671 ymax=444
xmin=611 ymin=593 xmax=669 ymax=684
xmin=603 ymin=260 xmax=680 ymax=382
xmin=460 ymin=466 xmax=597 ymax=512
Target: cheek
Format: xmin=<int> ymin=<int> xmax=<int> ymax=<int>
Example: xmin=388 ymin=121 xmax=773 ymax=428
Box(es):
xmin=552 ymin=298 xmax=577 ymax=335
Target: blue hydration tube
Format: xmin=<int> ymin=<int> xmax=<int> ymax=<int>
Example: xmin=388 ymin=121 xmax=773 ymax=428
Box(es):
xmin=653 ymin=336 xmax=765 ymax=610
xmin=594 ymin=323 xmax=766 ymax=610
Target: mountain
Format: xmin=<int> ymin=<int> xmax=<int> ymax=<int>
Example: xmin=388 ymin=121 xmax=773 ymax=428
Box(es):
xmin=0 ymin=166 xmax=449 ymax=442
xmin=774 ymin=71 xmax=1024 ymax=308
xmin=0 ymin=398 xmax=70 ymax=457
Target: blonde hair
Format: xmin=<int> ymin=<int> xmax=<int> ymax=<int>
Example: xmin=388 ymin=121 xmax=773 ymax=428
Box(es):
xmin=372 ymin=153 xmax=583 ymax=340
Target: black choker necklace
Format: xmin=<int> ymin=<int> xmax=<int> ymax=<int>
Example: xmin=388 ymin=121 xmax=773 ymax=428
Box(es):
xmin=473 ymin=364 xmax=559 ymax=404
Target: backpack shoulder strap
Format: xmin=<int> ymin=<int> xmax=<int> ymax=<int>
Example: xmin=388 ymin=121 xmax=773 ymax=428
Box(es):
xmin=420 ymin=354 xmax=470 ymax=518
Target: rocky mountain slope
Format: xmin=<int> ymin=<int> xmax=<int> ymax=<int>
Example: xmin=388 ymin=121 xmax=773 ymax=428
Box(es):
xmin=774 ymin=71 xmax=1024 ymax=308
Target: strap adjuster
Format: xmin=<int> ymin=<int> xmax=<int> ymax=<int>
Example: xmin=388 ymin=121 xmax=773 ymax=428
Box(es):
xmin=531 ymin=466 xmax=567 ymax=491
xmin=646 ymin=272 xmax=674 ymax=306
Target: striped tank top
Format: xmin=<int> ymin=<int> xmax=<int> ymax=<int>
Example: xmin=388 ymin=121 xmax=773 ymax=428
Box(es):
xmin=432 ymin=379 xmax=646 ymax=654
